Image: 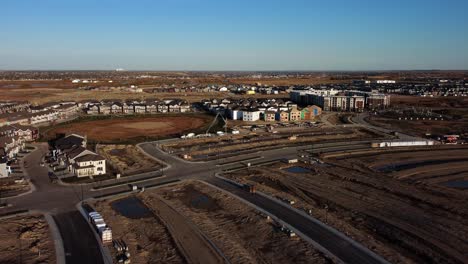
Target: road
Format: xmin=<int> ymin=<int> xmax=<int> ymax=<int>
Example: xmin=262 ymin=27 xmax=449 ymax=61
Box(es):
xmin=0 ymin=127 xmax=391 ymax=264
xmin=206 ymin=177 xmax=389 ymax=264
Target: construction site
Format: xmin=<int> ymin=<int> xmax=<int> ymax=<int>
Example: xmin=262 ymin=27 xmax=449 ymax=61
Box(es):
xmin=90 ymin=180 xmax=331 ymax=264
xmin=162 ymin=125 xmax=385 ymax=161
xmin=222 ymin=145 xmax=468 ymax=264
xmin=0 ymin=214 xmax=56 ymax=264
xmin=97 ymin=144 xmax=163 ymax=175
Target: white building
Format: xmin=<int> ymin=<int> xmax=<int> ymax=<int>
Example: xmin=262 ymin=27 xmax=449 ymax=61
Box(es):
xmin=71 ymin=154 xmax=106 ymax=177
xmin=231 ymin=109 xmax=244 ymax=120
xmin=243 ymin=110 xmax=261 ymax=121
xmin=376 ymin=80 xmax=396 ymax=84
xmin=0 ymin=160 xmax=11 ymax=178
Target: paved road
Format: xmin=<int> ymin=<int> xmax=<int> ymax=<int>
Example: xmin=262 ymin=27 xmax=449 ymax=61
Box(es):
xmin=206 ymin=177 xmax=389 ymax=264
xmin=1 ymin=134 xmax=392 ymax=264
xmin=53 ymin=211 xmax=104 ymax=264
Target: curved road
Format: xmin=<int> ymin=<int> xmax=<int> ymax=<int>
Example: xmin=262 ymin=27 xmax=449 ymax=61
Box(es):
xmin=1 ymin=133 xmax=392 ymax=264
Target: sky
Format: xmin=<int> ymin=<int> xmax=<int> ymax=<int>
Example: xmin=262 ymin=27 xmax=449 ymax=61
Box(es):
xmin=1 ymin=0 xmax=468 ymax=71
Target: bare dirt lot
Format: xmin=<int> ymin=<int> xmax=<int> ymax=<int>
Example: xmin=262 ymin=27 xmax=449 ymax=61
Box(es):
xmin=0 ymin=178 xmax=30 ymax=197
xmin=97 ymin=144 xmax=162 ymax=175
xmin=145 ymin=181 xmax=331 ymax=264
xmin=366 ymin=116 xmax=468 ymax=137
xmin=0 ymin=214 xmax=56 ymax=264
xmin=224 ymin=149 xmax=468 ymax=264
xmin=92 ymin=181 xmax=331 ymax=264
xmin=163 ymin=127 xmax=383 ymax=161
xmin=43 ymin=115 xmax=212 ymax=143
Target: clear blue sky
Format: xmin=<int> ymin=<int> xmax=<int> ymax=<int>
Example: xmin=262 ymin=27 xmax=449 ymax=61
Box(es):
xmin=1 ymin=0 xmax=467 ymax=70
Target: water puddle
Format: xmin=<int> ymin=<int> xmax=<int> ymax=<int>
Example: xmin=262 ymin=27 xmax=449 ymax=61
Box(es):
xmin=111 ymin=196 xmax=152 ymax=219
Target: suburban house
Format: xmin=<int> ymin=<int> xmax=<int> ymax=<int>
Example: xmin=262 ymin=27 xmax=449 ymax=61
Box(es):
xmin=288 ymin=107 xmax=302 ymax=121
xmin=301 ymin=105 xmax=322 ymax=120
xmin=276 ymin=111 xmax=290 ymax=122
xmin=242 ymin=110 xmax=261 ymax=121
xmin=72 ymin=154 xmax=106 ymax=177
xmin=264 ymin=111 xmax=276 ymax=122
xmin=110 ymin=102 xmax=124 ymax=114
xmin=55 ymin=103 xmax=80 ymax=119
xmin=0 ymin=125 xmax=39 ymax=142
xmin=133 ymin=104 xmax=147 ymax=114
xmin=29 ymin=110 xmax=59 ymax=125
xmin=0 ymin=158 xmax=10 ymax=178
xmin=0 ymin=136 xmax=24 ymax=159
xmin=51 ymin=134 xmax=106 ymax=178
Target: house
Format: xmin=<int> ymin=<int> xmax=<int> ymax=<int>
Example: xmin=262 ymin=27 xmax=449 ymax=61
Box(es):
xmin=56 ymin=103 xmax=80 ymax=119
xmin=86 ymin=105 xmax=100 ymax=115
xmin=0 ymin=158 xmax=10 ymax=178
xmin=264 ymin=111 xmax=276 ymax=122
xmin=51 ymin=134 xmax=106 ymax=177
xmin=99 ymin=104 xmax=111 ymax=115
xmin=110 ymin=102 xmax=123 ymax=114
xmin=0 ymin=125 xmax=39 ymax=141
xmin=157 ymin=103 xmax=168 ymax=113
xmin=288 ymin=107 xmax=302 ymax=121
xmin=301 ymin=105 xmax=322 ymax=120
xmin=71 ymin=154 xmax=106 ymax=177
xmin=53 ymin=134 xmax=87 ymax=156
xmin=146 ymin=102 xmax=158 ymax=113
xmin=133 ymin=104 xmax=147 ymax=114
xmin=29 ymin=110 xmax=59 ymax=125
xmin=243 ymin=110 xmax=260 ymax=121
xmin=276 ymin=111 xmax=290 ymax=122
xmin=0 ymin=136 xmax=24 ymax=159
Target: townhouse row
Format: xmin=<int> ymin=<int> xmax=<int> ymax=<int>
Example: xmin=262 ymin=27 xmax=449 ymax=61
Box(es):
xmin=0 ymin=125 xmax=39 ymax=178
xmin=84 ymin=99 xmax=191 ymax=115
xmin=230 ymin=105 xmax=322 ymax=122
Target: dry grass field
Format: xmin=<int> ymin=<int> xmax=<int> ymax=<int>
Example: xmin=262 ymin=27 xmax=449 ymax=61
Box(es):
xmin=0 ymin=215 xmax=56 ymax=264
xmin=43 ymin=115 xmax=212 ymax=143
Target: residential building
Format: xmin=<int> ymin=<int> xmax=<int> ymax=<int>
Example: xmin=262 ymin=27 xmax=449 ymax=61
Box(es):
xmin=301 ymin=105 xmax=322 ymax=120
xmin=242 ymin=110 xmax=260 ymax=121
xmin=71 ymin=154 xmax=106 ymax=177
xmin=288 ymin=107 xmax=301 ymax=121
xmin=276 ymin=111 xmax=290 ymax=122
xmin=264 ymin=111 xmax=276 ymax=122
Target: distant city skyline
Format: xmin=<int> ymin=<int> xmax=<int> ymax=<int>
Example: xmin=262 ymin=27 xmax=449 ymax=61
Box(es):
xmin=1 ymin=0 xmax=468 ymax=70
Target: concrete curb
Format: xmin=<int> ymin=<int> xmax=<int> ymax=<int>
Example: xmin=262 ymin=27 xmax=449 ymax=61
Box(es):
xmin=44 ymin=213 xmax=66 ymax=264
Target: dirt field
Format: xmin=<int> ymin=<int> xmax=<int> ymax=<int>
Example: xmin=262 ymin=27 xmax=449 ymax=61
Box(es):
xmin=224 ymin=151 xmax=468 ymax=264
xmin=390 ymin=95 xmax=468 ymax=109
xmin=92 ymin=181 xmax=331 ymax=264
xmin=163 ymin=127 xmax=383 ymax=161
xmin=43 ymin=115 xmax=212 ymax=143
xmin=91 ymin=198 xmax=185 ymax=264
xmin=366 ymin=116 xmax=468 ymax=136
xmin=0 ymin=178 xmax=30 ymax=197
xmin=144 ymin=181 xmax=331 ymax=264
xmin=97 ymin=144 xmax=162 ymax=175
xmin=347 ymin=147 xmax=468 ymax=185
xmin=0 ymin=214 xmax=56 ymax=264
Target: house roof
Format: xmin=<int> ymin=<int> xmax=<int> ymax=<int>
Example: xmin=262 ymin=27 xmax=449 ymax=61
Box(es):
xmin=55 ymin=134 xmax=85 ymax=150
xmin=75 ymin=154 xmax=105 ymax=162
